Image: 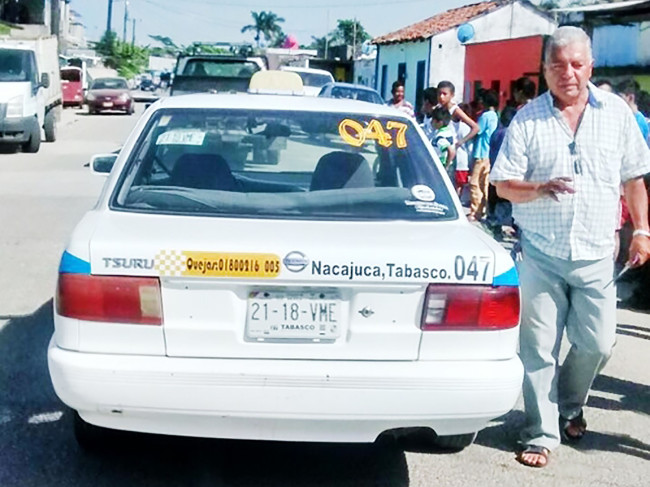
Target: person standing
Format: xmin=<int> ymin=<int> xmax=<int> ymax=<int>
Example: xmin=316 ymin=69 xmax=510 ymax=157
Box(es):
xmin=387 ymin=80 xmax=415 ymax=118
xmin=453 ymin=102 xmax=474 ymax=197
xmin=491 ymin=26 xmax=650 ymax=468
xmin=429 ymin=106 xmax=456 ymax=179
xmin=420 ymin=86 xmax=438 ymax=138
xmin=468 ymin=89 xmax=499 ymax=221
xmin=617 ymin=78 xmax=650 ymax=145
xmin=436 ymin=80 xmax=478 ymax=148
xmin=513 ymin=76 xmax=536 ymax=110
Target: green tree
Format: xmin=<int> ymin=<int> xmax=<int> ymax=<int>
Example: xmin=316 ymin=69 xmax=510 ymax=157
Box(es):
xmin=330 ymin=19 xmax=370 ymax=47
xmin=241 ymin=11 xmax=285 ymax=47
xmin=92 ymin=30 xmax=149 ymax=79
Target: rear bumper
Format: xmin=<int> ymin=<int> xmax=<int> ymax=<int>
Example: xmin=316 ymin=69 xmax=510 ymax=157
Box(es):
xmin=0 ymin=115 xmax=34 ymax=143
xmin=48 ymin=339 xmax=523 ymax=443
xmin=88 ymin=99 xmax=132 ymax=111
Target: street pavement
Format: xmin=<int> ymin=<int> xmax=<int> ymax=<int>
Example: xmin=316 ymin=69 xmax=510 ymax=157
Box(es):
xmin=0 ymin=105 xmax=648 ymax=486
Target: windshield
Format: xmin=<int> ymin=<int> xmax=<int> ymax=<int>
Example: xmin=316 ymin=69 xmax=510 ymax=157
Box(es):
xmin=181 ymin=60 xmax=261 ymax=78
xmin=0 ymin=49 xmax=33 ymax=82
xmin=112 ymin=108 xmax=457 ymax=221
xmin=293 ymin=71 xmax=332 ymax=88
xmin=91 ymin=78 xmax=128 ymax=90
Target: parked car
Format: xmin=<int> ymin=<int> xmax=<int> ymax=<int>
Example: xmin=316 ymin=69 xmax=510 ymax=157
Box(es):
xmin=85 ymin=77 xmax=134 ymax=115
xmin=279 ymin=66 xmax=334 ymax=96
xmin=318 ymin=82 xmax=384 ymax=105
xmin=49 ymin=90 xmax=523 ymax=453
xmin=139 ymin=77 xmax=157 ymax=92
xmin=61 ymin=66 xmax=84 ymax=108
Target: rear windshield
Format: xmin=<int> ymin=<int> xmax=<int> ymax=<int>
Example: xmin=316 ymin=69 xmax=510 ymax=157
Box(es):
xmin=91 ymin=78 xmax=128 ymax=90
xmin=293 ymin=71 xmax=332 ymax=88
xmin=330 ymin=86 xmax=382 ymax=104
xmin=112 ymin=108 xmax=457 ymax=221
xmin=61 ymin=69 xmax=81 ymax=82
xmin=181 ymin=60 xmax=261 ymax=78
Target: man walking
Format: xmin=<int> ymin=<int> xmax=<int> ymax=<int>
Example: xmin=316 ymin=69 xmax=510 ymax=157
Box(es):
xmin=491 ymin=26 xmax=650 ymax=468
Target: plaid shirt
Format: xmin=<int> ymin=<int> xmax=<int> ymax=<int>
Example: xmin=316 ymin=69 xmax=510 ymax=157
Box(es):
xmin=491 ymin=84 xmax=650 ymax=260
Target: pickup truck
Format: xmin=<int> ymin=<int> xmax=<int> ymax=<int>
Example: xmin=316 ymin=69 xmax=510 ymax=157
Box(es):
xmin=170 ymin=54 xmax=266 ymax=96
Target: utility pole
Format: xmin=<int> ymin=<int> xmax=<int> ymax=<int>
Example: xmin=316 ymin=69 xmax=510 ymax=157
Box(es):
xmin=123 ymin=0 xmax=129 ymax=43
xmin=107 ymin=0 xmax=113 ymax=32
xmin=353 ymin=17 xmax=357 ymax=60
xmin=324 ymin=9 xmax=330 ymax=59
xmin=131 ymin=18 xmax=136 ymax=46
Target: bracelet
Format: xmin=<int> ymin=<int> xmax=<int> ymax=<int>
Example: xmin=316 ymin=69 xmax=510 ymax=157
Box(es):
xmin=632 ymin=229 xmax=650 ymax=238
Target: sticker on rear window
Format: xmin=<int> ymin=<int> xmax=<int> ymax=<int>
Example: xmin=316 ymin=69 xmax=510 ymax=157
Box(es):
xmin=155 ymin=250 xmax=280 ymax=278
xmin=404 ymin=200 xmax=449 ymax=216
xmin=411 ymin=185 xmax=435 ymax=202
xmin=156 ymin=129 xmax=206 ymax=146
xmin=338 ymin=119 xmax=408 ymax=149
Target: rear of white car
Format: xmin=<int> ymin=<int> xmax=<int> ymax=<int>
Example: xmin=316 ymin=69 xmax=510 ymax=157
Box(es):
xmin=48 ymin=95 xmax=522 ymax=449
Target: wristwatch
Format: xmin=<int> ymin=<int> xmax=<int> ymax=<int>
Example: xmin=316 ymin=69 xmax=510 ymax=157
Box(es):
xmin=632 ymin=229 xmax=650 ymax=238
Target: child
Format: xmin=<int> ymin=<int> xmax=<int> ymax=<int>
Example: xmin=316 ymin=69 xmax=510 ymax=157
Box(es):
xmin=453 ymin=102 xmax=473 ymax=198
xmin=430 ymin=106 xmax=456 ymax=179
xmin=436 ymin=80 xmax=479 ymax=148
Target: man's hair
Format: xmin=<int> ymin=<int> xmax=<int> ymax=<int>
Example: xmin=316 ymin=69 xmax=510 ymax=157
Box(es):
xmin=513 ymin=77 xmax=536 ymax=100
xmin=422 ymin=86 xmax=437 ymax=104
xmin=431 ymin=106 xmax=451 ymax=125
xmin=500 ymin=106 xmax=517 ymax=127
xmin=437 ymin=80 xmax=455 ymax=93
xmin=481 ymin=89 xmax=499 ymax=108
xmin=391 ymin=80 xmax=404 ymax=93
xmin=616 ymin=78 xmax=639 ymax=97
xmin=544 ymin=26 xmax=592 ymax=64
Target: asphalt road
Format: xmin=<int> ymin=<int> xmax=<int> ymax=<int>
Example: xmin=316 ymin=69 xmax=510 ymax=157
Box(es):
xmin=0 ymin=105 xmax=648 ymax=487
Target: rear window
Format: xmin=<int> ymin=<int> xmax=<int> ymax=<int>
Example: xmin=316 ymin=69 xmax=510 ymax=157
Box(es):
xmin=182 ymin=60 xmax=261 ymax=78
xmin=91 ymin=78 xmax=128 ymax=90
xmin=330 ymin=87 xmax=382 ymax=104
xmin=61 ymin=69 xmax=81 ymax=82
xmin=293 ymin=71 xmax=332 ymax=88
xmin=112 ymin=108 xmax=457 ymax=221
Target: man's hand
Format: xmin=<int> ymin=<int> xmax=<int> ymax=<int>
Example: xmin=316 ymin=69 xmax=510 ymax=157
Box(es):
xmin=538 ymin=177 xmax=575 ymax=202
xmin=628 ymin=235 xmax=650 ymax=267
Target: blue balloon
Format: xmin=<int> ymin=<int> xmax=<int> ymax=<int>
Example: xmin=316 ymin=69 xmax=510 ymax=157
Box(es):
xmin=457 ymin=23 xmax=475 ymax=43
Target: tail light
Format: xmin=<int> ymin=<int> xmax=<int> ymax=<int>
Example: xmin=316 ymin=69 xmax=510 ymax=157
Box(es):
xmin=56 ymin=274 xmax=162 ymax=325
xmin=421 ymin=284 xmax=519 ymax=330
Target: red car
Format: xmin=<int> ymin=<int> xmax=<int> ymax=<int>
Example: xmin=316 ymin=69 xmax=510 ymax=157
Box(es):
xmin=85 ymin=77 xmax=134 ymax=115
xmin=61 ymin=66 xmax=84 ymax=108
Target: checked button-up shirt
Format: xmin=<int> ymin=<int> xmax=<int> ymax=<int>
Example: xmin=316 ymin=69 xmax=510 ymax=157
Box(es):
xmin=490 ymin=84 xmax=650 ymax=261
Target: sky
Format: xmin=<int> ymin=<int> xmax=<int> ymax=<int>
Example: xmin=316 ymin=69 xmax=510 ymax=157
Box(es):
xmin=71 ymin=0 xmax=481 ymax=48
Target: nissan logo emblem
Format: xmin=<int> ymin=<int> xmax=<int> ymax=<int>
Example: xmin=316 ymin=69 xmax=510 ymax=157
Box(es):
xmin=283 ymin=251 xmax=309 ymax=273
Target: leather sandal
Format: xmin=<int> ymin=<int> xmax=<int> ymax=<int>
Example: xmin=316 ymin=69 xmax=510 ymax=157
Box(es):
xmin=560 ymin=410 xmax=587 ymax=442
xmin=516 ymin=444 xmax=550 ymax=468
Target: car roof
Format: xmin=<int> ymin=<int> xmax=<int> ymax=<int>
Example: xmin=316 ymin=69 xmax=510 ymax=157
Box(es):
xmin=153 ymin=93 xmax=404 ymax=118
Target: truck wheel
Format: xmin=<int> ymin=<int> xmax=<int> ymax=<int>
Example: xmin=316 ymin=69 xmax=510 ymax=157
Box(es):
xmin=21 ymin=119 xmax=41 ymax=153
xmin=44 ymin=110 xmax=57 ymax=142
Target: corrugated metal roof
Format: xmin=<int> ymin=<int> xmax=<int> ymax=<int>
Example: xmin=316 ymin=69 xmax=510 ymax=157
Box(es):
xmin=372 ymin=1 xmax=503 ymax=45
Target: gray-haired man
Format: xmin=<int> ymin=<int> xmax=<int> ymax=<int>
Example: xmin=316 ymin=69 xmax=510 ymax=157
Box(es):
xmin=491 ymin=26 xmax=650 ymax=468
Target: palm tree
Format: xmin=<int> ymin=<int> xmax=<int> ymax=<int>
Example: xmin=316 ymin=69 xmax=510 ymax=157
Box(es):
xmin=241 ymin=11 xmax=285 ymax=48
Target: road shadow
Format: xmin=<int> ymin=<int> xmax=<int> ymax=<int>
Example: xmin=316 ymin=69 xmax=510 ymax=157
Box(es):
xmin=473 ymin=409 xmax=526 ymax=453
xmin=589 ymin=374 xmax=650 ymax=415
xmin=0 ymin=300 xmax=410 ymax=487
xmin=564 ymin=430 xmax=650 ymax=462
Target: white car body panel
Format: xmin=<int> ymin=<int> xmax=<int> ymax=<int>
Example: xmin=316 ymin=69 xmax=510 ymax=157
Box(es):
xmin=49 ymin=93 xmax=523 ymax=444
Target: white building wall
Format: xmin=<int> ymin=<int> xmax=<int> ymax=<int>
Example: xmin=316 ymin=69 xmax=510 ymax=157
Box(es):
xmin=639 ymin=21 xmax=650 ymax=66
xmin=375 ymin=40 xmax=429 ymax=104
xmin=353 ymin=55 xmax=377 ymax=87
xmin=377 ymin=2 xmax=556 ymax=105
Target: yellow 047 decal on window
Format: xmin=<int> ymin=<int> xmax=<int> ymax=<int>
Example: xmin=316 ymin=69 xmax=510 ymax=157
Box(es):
xmin=338 ymin=119 xmax=408 ymax=149
xmin=155 ymin=250 xmax=281 ymax=278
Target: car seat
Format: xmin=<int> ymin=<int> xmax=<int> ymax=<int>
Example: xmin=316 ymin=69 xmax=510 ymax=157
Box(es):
xmin=310 ymin=151 xmax=374 ymax=191
xmin=170 ymin=153 xmax=239 ymax=191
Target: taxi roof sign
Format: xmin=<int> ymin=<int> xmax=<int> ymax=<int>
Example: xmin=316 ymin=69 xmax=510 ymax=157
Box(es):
xmin=248 ymin=70 xmax=304 ymax=95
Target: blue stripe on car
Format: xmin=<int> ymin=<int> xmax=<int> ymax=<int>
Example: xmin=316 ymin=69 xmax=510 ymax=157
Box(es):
xmin=59 ymin=251 xmax=91 ymax=274
xmin=493 ymin=266 xmax=519 ymax=287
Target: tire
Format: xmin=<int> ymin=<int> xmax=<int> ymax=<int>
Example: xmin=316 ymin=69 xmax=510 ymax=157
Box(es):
xmin=127 ymin=103 xmax=135 ymax=115
xmin=44 ymin=110 xmax=57 ymax=142
xmin=21 ymin=119 xmax=40 ymax=153
xmin=430 ymin=432 xmax=477 ymax=452
xmin=88 ymin=105 xmax=95 ymax=115
xmin=73 ymin=411 xmax=111 ymax=452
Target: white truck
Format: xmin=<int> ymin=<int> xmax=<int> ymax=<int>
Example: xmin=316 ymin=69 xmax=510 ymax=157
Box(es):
xmin=0 ymin=34 xmax=62 ymax=153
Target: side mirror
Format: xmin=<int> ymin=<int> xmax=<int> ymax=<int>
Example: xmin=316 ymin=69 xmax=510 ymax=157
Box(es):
xmin=90 ymin=153 xmax=118 ymax=175
xmin=40 ymin=73 xmax=50 ymax=89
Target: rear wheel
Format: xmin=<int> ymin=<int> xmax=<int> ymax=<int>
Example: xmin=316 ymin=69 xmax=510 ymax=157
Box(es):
xmin=431 ymin=432 xmax=477 ymax=451
xmin=21 ymin=119 xmax=40 ymax=153
xmin=44 ymin=110 xmax=57 ymax=142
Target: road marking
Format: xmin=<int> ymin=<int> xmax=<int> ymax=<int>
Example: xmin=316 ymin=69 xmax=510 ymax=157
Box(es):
xmin=28 ymin=411 xmax=64 ymax=424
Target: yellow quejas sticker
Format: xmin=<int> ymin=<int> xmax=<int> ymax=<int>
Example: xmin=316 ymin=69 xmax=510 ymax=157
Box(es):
xmin=155 ymin=250 xmax=280 ymax=278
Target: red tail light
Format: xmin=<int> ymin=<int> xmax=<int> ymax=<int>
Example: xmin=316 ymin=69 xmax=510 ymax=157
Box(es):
xmin=421 ymin=284 xmax=519 ymax=330
xmin=56 ymin=274 xmax=163 ymax=325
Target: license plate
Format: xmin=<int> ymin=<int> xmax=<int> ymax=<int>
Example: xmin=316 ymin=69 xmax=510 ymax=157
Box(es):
xmin=246 ymin=289 xmax=341 ymax=342
xmin=103 ymin=102 xmax=113 ymax=107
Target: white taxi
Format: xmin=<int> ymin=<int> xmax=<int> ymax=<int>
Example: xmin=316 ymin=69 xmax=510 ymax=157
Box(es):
xmin=48 ymin=92 xmax=523 ymax=451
